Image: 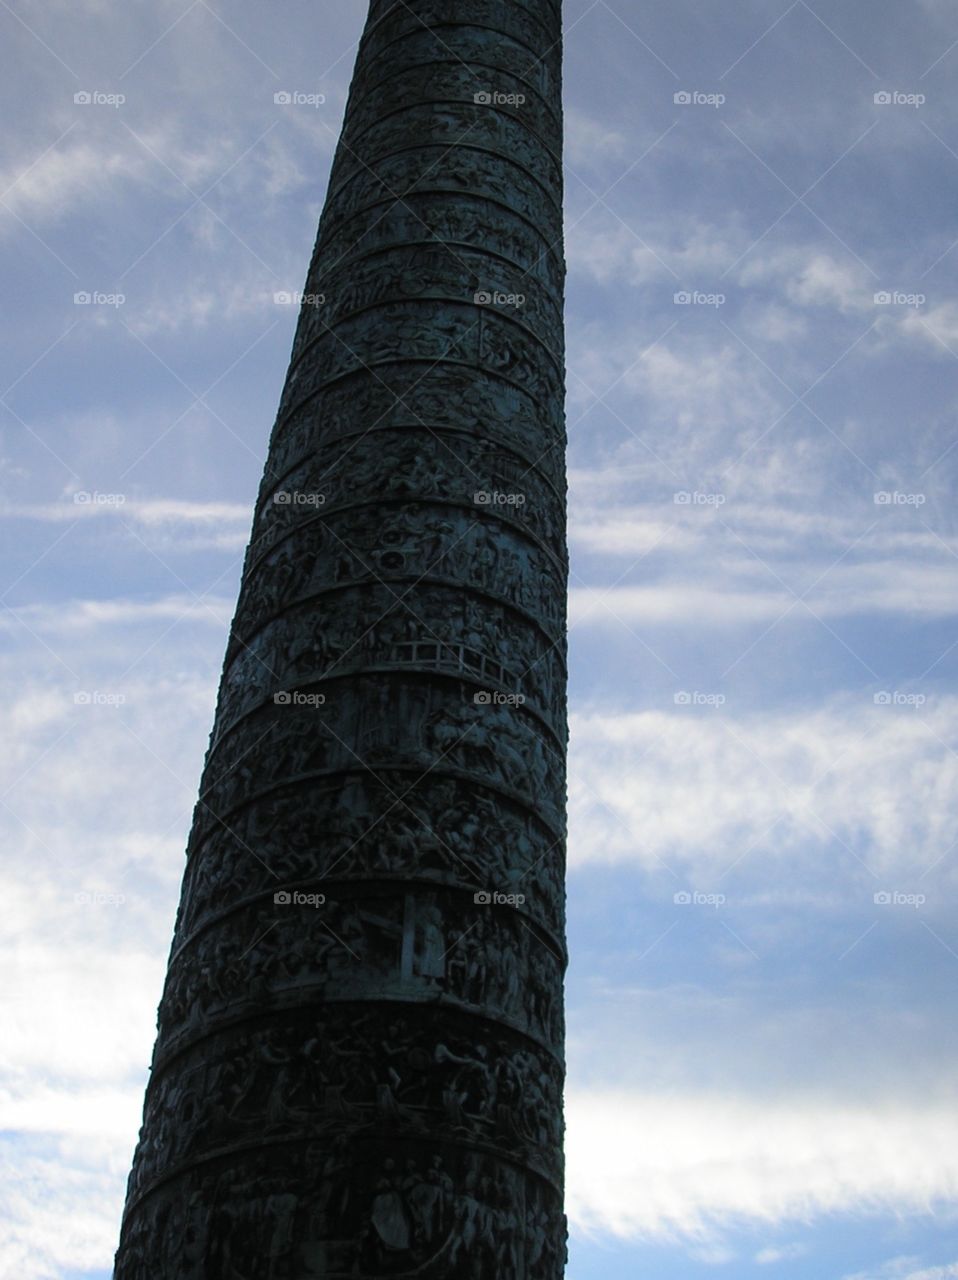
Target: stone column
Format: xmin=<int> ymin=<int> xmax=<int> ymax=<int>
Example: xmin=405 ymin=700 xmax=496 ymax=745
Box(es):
xmin=114 ymin=1 xmax=567 ymax=1275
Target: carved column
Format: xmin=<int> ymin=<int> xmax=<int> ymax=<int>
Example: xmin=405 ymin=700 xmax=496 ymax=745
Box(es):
xmin=114 ymin=1 xmax=567 ymax=1275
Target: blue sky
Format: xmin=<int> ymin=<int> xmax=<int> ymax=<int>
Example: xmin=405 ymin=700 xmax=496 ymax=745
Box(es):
xmin=3 ymin=1 xmax=958 ymax=1277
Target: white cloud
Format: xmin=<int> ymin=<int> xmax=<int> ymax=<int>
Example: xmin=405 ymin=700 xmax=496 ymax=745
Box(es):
xmin=756 ymin=1242 xmax=807 ymax=1263
xmin=567 ymin=1090 xmax=958 ymax=1241
xmin=843 ymin=1259 xmax=958 ymax=1280
xmin=569 ymin=698 xmax=958 ymax=878
xmin=6 ymin=496 xmax=250 ymax=525
xmin=0 ymin=594 xmax=234 ymax=634
xmin=740 ymin=247 xmax=873 ymax=313
xmin=0 ymin=632 xmax=218 ymax=1278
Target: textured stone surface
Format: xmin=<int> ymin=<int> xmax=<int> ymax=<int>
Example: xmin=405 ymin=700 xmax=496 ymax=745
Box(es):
xmin=114 ymin=1 xmax=566 ymax=1274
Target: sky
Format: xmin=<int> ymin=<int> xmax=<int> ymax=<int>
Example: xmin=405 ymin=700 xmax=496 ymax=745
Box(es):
xmin=2 ymin=0 xmax=958 ymax=1276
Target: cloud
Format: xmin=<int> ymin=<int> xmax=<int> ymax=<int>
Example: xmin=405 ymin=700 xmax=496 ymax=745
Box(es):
xmin=755 ymin=1242 xmax=807 ymax=1263
xmin=569 ymin=697 xmax=958 ymax=879
xmin=0 ymin=594 xmax=234 ymax=633
xmin=567 ymin=1089 xmax=958 ymax=1241
xmin=568 ymin=553 xmax=958 ymax=625
xmin=0 ymin=629 xmax=220 ymax=1278
xmin=5 ymin=496 xmax=250 ymax=525
xmin=843 ymin=1259 xmax=958 ymax=1280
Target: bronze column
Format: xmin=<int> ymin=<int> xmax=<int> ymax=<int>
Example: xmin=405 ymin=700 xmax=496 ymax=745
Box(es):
xmin=115 ymin=1 xmax=567 ymax=1274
